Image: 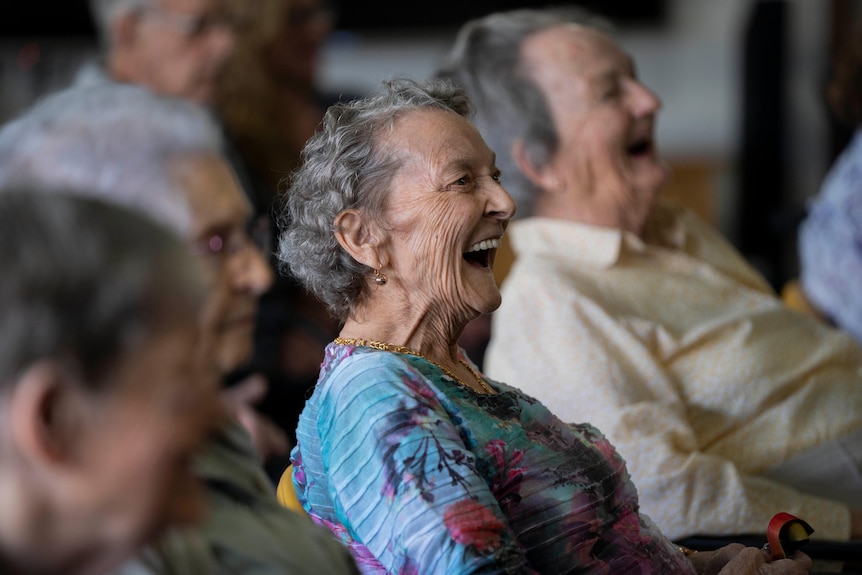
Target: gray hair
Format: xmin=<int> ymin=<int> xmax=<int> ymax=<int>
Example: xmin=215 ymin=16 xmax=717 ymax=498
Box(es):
xmin=0 ymin=83 xmax=224 ymax=234
xmin=276 ymin=76 xmax=471 ymax=321
xmin=432 ymin=6 xmax=612 ymax=219
xmin=88 ymin=0 xmax=152 ymax=47
xmin=0 ymin=189 xmax=206 ymax=390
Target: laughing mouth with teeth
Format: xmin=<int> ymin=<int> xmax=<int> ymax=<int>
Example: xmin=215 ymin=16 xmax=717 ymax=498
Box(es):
xmin=463 ymin=238 xmax=501 ymax=268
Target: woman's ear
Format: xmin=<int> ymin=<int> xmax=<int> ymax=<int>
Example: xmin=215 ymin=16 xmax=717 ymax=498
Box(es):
xmin=334 ymin=209 xmax=386 ymax=269
xmin=512 ymin=138 xmax=563 ymax=193
xmin=9 ymin=361 xmax=87 ymax=469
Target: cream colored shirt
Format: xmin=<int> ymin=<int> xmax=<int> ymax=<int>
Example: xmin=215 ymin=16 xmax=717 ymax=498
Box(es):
xmin=485 ymin=202 xmax=862 ymax=541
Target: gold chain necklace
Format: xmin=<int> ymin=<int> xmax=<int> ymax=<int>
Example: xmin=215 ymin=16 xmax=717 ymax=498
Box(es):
xmin=333 ymin=337 xmax=494 ymax=394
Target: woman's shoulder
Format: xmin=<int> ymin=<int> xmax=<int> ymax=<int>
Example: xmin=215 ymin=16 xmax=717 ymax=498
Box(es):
xmin=314 ymin=343 xmax=437 ymax=400
xmin=323 ymin=342 xmax=423 ymax=373
xmin=483 ymin=375 xmax=608 ymax=433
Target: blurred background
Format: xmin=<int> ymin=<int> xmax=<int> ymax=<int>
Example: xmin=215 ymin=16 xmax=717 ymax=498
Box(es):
xmin=0 ymin=0 xmax=858 ymax=291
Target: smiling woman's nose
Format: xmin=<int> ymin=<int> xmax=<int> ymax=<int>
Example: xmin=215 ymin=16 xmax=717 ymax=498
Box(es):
xmin=488 ymin=186 xmax=517 ymax=222
xmin=632 ymin=80 xmax=662 ymax=117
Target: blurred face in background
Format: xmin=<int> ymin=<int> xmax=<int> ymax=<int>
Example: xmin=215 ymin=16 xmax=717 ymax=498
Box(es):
xmin=265 ymin=0 xmax=334 ymax=89
xmin=113 ymin=0 xmax=237 ymax=103
xmin=522 ymin=24 xmax=668 ymax=236
xmin=170 ymin=152 xmax=273 ymax=374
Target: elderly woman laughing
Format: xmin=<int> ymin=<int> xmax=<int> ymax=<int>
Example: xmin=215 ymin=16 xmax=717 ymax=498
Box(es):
xmin=275 ymin=77 xmax=811 ymax=575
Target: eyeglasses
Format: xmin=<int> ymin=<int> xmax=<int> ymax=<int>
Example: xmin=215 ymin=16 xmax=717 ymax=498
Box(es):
xmin=139 ymin=7 xmax=244 ymax=38
xmin=192 ymin=216 xmax=272 ymax=268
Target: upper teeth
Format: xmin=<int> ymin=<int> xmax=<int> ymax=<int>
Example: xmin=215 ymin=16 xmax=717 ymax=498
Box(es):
xmin=466 ymin=238 xmax=501 ymax=253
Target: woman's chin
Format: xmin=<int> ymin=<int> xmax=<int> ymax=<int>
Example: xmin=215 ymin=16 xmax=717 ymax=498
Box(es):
xmin=475 ymin=290 xmax=503 ymax=315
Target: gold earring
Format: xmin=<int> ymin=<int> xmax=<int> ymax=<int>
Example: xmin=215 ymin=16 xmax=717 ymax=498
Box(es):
xmin=374 ymin=269 xmax=387 ymax=285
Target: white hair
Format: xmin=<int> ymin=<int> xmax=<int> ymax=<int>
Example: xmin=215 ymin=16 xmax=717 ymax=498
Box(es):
xmin=0 ymin=83 xmax=225 ymax=234
xmin=88 ymin=0 xmax=153 ymax=46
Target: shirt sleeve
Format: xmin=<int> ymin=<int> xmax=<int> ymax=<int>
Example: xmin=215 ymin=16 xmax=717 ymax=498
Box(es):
xmin=486 ymin=264 xmax=851 ymax=542
xmin=153 ymin=421 xmax=361 ymax=575
xmin=799 ymin=160 xmax=862 ymax=345
xmin=316 ymin=351 xmax=536 ymax=575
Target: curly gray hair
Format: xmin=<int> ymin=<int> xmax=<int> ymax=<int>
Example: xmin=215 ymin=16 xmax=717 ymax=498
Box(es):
xmin=433 ymin=6 xmax=612 ymax=219
xmin=276 ymin=76 xmax=471 ymax=322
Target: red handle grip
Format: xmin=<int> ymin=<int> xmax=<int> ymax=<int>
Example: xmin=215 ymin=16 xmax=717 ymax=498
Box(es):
xmin=766 ymin=512 xmax=814 ymax=559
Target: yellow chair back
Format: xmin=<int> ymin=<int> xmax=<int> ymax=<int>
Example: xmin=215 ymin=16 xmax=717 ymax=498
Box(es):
xmin=780 ymin=279 xmax=830 ymax=324
xmin=276 ymin=463 xmax=307 ymax=516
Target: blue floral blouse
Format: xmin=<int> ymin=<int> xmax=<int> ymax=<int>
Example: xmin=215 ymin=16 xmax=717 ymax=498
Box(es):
xmin=291 ymin=342 xmax=695 ymax=574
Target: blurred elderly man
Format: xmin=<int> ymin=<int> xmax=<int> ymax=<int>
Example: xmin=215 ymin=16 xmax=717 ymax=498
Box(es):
xmin=82 ymin=0 xmax=299 ymax=461
xmin=435 ymin=6 xmax=862 ymax=543
xmin=0 ymin=83 xmax=358 ymax=575
xmin=84 ymin=0 xmax=237 ymax=104
xmin=0 ymin=190 xmax=220 ymax=575
xmin=81 ymin=0 xmax=291 ymax=474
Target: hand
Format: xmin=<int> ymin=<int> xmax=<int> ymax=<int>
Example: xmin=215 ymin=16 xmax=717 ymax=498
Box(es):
xmin=221 ymin=374 xmax=291 ymax=462
xmin=689 ymin=544 xmax=812 ymax=575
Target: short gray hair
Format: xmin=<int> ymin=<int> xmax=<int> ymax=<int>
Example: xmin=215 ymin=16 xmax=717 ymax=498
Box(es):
xmin=0 ymin=83 xmax=224 ymax=234
xmin=276 ymin=76 xmax=471 ymax=321
xmin=0 ymin=189 xmax=206 ymax=389
xmin=88 ymin=0 xmax=152 ymax=47
xmin=433 ymin=6 xmax=612 ymax=219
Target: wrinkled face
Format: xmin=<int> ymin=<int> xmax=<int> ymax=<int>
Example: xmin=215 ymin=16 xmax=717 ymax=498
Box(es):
xmin=523 ymin=24 xmax=668 ymax=235
xmin=74 ymin=312 xmax=222 ymax=570
xmin=172 ymin=153 xmax=273 ymax=374
xmin=379 ymin=109 xmax=516 ymax=325
xmin=125 ymin=0 xmax=236 ymax=104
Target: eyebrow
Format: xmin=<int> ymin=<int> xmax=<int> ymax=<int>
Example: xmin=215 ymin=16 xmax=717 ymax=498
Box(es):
xmin=450 ymin=154 xmax=498 ymax=176
xmin=591 ymin=55 xmax=637 ymax=86
xmin=194 ymin=211 xmax=250 ymax=240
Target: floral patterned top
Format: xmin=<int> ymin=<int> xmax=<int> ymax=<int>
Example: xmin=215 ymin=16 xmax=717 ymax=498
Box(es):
xmin=291 ymin=342 xmax=695 ymax=574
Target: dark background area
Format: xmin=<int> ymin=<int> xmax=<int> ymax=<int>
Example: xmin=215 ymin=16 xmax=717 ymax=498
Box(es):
xmin=0 ymin=1 xmax=96 ymax=38
xmin=0 ymin=0 xmax=667 ymax=38
xmin=334 ymin=0 xmax=668 ymax=30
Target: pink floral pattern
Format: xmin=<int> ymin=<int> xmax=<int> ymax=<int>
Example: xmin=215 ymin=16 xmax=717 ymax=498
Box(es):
xmin=444 ymin=499 xmax=507 ymax=552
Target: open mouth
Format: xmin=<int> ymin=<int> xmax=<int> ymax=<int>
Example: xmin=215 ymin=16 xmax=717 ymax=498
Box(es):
xmin=627 ymin=136 xmax=653 ymax=157
xmin=463 ymin=238 xmax=501 ymax=268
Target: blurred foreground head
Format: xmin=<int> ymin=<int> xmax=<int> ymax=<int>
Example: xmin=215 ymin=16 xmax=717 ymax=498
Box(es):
xmin=0 ymin=190 xmax=221 ymax=575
